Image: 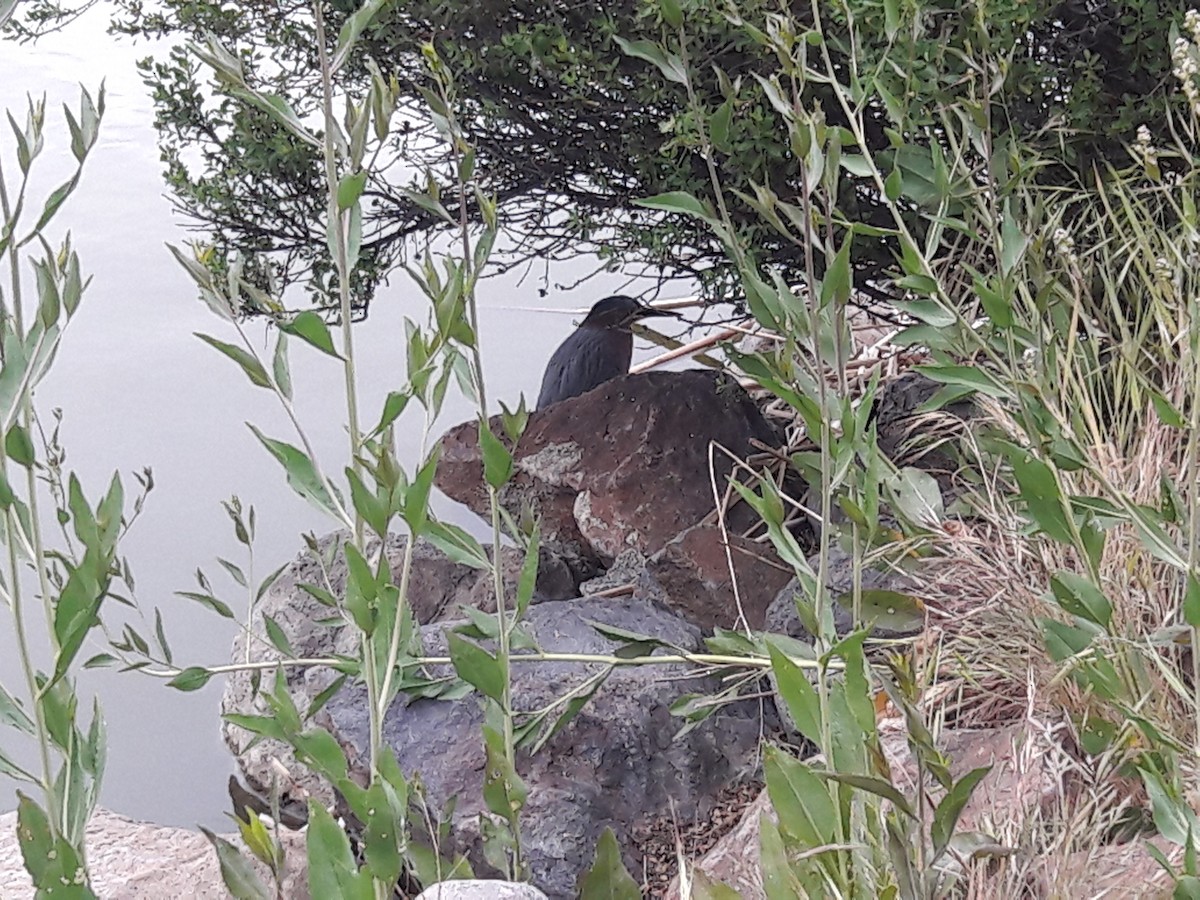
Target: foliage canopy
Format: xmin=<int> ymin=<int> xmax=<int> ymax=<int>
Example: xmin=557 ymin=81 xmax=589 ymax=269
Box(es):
xmin=110 ymin=0 xmax=1187 ymax=314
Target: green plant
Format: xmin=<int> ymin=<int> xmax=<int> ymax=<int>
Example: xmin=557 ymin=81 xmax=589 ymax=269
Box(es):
xmin=0 ymin=65 xmax=155 ymax=897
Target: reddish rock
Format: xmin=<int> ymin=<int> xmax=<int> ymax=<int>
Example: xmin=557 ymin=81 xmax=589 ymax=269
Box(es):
xmin=665 ymin=789 xmax=772 ymax=899
xmin=435 ymin=370 xmax=780 ymax=571
xmin=637 ymin=523 xmax=793 ymax=631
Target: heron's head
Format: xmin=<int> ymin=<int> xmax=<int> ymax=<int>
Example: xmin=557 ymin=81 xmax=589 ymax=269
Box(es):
xmin=581 ymin=295 xmax=678 ymax=329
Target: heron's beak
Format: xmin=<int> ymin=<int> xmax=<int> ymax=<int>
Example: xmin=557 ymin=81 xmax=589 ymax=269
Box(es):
xmin=632 ymin=304 xmax=683 ymax=322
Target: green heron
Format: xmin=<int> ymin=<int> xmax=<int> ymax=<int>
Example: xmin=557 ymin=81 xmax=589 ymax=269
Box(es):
xmin=536 ymin=295 xmax=678 ymax=410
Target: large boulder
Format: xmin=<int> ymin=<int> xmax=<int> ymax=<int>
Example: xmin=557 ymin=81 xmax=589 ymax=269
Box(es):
xmin=222 ymin=532 xmax=577 ymax=802
xmin=0 ymin=807 xmax=308 ymax=899
xmin=435 ymin=370 xmax=780 ymax=572
xmin=319 ymin=596 xmax=769 ymax=899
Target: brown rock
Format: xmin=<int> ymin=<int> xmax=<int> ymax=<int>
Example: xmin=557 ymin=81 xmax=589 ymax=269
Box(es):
xmin=665 ymin=789 xmax=772 ymax=899
xmin=637 ymin=524 xmax=793 ymax=631
xmin=435 ymin=371 xmax=780 ymax=571
xmin=881 ymin=722 xmax=1064 ymax=835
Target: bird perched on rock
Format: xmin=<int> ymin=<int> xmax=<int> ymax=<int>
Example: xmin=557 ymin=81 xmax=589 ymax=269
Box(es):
xmin=536 ymin=295 xmax=678 ymax=410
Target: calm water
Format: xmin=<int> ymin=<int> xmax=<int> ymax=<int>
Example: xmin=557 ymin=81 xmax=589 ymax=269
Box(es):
xmin=0 ymin=15 xmax=689 ymax=828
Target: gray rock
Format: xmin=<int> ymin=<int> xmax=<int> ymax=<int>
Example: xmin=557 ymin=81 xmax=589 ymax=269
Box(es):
xmin=765 ymin=546 xmax=925 ymax=641
xmin=322 ymin=597 xmax=767 ymax=899
xmin=874 ymin=371 xmax=977 ymax=510
xmin=435 ymin=370 xmax=780 ymax=573
xmin=222 ymin=532 xmax=577 ymax=803
xmin=579 ymin=548 xmax=645 ymax=596
xmin=0 ymin=807 xmax=308 ymax=899
xmin=415 ymin=881 xmax=549 ymax=900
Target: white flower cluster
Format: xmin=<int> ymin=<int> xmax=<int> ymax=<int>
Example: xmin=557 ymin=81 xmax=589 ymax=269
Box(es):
xmin=1155 ymin=255 xmax=1177 ymax=286
xmin=1052 ymin=227 xmax=1078 ymax=266
xmin=1135 ymin=124 xmax=1159 ymax=166
xmin=1175 ymin=11 xmax=1200 ymax=116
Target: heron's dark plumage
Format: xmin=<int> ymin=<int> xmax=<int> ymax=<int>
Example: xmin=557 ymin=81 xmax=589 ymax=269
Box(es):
xmin=536 ymin=296 xmax=674 ymax=410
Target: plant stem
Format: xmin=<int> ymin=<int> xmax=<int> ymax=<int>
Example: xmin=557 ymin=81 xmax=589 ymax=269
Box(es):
xmin=6 ymin=504 xmax=56 ymax=828
xmin=141 ymin=649 xmax=829 ymax=679
xmin=313 ymin=9 xmax=382 ymax=898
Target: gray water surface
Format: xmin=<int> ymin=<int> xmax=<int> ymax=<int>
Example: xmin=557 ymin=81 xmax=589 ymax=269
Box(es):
xmin=0 ymin=16 xmax=689 ymax=828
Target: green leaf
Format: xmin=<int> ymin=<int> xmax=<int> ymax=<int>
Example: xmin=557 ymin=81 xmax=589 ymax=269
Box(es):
xmin=612 ymin=35 xmax=687 ymax=85
xmin=836 ymin=590 xmax=925 ymax=634
xmin=515 ymin=527 xmax=541 ymax=617
xmin=1049 ymin=571 xmax=1113 ymax=630
xmin=576 ymin=827 xmax=640 ymax=899
xmin=931 ymin=766 xmax=991 ymax=859
xmin=200 ymin=828 xmax=272 ymax=900
xmin=15 ymin=792 xmax=94 ymax=897
xmin=764 ymin=745 xmax=837 ymax=847
xmin=447 ymin=632 xmax=506 ymax=703
xmin=840 ymin=154 xmax=874 ymax=177
xmin=1186 ymin=574 xmax=1200 ymax=628
xmin=34 ymin=259 xmax=60 ymax=329
xmin=634 ymin=190 xmax=715 ymax=222
xmin=999 ymin=205 xmax=1028 ymax=274
xmin=883 ymin=0 xmax=900 ymax=37
xmin=374 ymin=390 xmax=411 ymax=435
xmin=766 ymin=640 xmax=821 ymax=745
xmin=689 ymin=871 xmax=743 ymax=900
xmin=398 ymin=187 xmax=454 ymax=225
xmin=478 ymin=419 xmax=513 ymax=489
xmin=405 ymin=445 xmax=440 ymax=534
xmin=917 ymin=364 xmax=1010 ymax=398
xmin=306 ymin=801 xmax=373 ymax=900
xmin=892 ymin=299 xmax=954 ymax=327
xmin=196 ymin=333 xmax=271 ymax=389
xmin=361 ymin=780 xmax=402 ymax=885
xmin=263 ymin=615 xmax=295 ymax=656
xmin=0 ymin=684 xmax=35 ymax=741
xmin=272 ymin=332 xmax=292 ymax=401
xmin=337 ymin=170 xmax=368 ymax=210
xmin=235 ymin=808 xmax=282 ymax=869
xmin=168 ymin=667 xmax=213 ymax=692
xmin=819 ymin=237 xmax=852 ymax=308
xmin=293 ymin=727 xmax=348 ymax=783
xmin=347 ymin=469 xmax=389 ymax=539
xmin=15 ymin=793 xmax=52 ymax=885
xmin=710 ymin=98 xmax=733 ymax=154
xmin=247 ymin=424 xmax=342 ymax=519
xmin=760 ymin=814 xmax=804 ymax=900
xmin=1004 ymin=445 xmax=1075 ymax=545
xmin=821 ymin=771 xmax=915 ymax=819
xmin=658 ymin=0 xmax=682 ymax=28
xmin=884 ymin=168 xmax=902 ymax=201
xmin=425 ymin=520 xmax=490 ymax=569
xmin=1150 ymin=389 xmax=1186 ymax=428
xmin=177 ymin=590 xmax=235 ymax=619
xmin=975 ymin=277 xmax=1013 ymax=329
xmin=3 ymin=424 xmax=33 ymax=467
xmin=1140 ymin=766 xmax=1195 ymax=847
xmin=886 ymin=466 xmax=943 ymax=526
xmin=280 ymin=311 xmax=340 ymax=358
xmin=33 ymin=176 xmax=81 ymax=234
xmin=334 ymin=0 xmax=390 ymax=63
